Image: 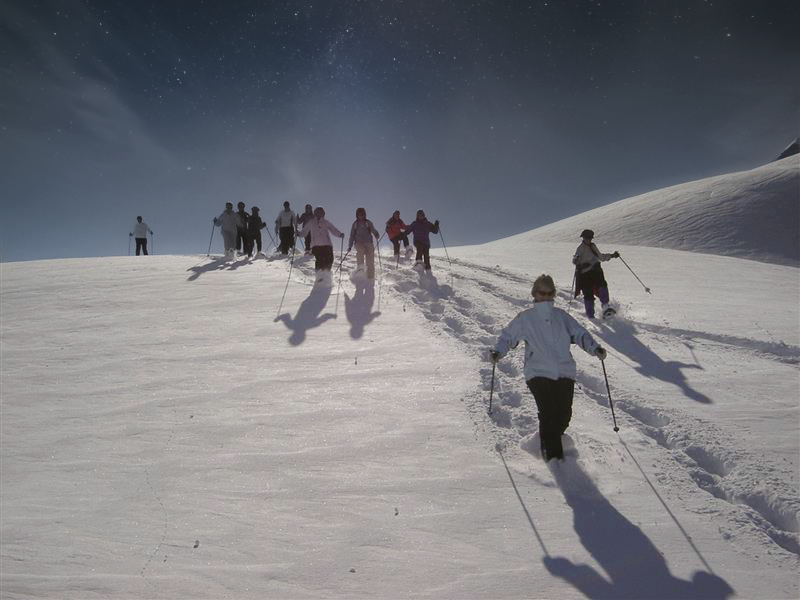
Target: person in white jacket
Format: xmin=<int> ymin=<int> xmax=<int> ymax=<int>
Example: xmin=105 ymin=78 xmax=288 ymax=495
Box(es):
xmin=296 ymin=206 xmax=345 ymax=284
xmin=214 ymin=202 xmax=243 ymax=259
xmin=491 ymin=274 xmax=607 ymax=461
xmin=130 ymin=216 xmax=153 ymax=256
xmin=275 ymin=201 xmax=297 ymax=255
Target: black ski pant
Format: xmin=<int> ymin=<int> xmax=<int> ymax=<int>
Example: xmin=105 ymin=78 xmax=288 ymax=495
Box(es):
xmin=577 ymin=265 xmax=609 ymax=317
xmin=390 ymin=233 xmax=410 ymax=255
xmin=246 ymin=231 xmax=262 ymax=255
xmin=278 ymin=226 xmax=295 ymax=254
xmin=236 ymin=228 xmax=248 ymax=253
xmin=135 ymin=237 xmax=148 ymax=255
xmin=527 ymin=377 xmax=574 ymax=460
xmin=415 ymin=241 xmax=432 ymax=270
xmin=311 ymin=245 xmax=335 ymax=271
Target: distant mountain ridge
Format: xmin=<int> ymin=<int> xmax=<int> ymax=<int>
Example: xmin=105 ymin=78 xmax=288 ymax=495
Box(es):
xmin=505 ymin=155 xmax=799 ymax=266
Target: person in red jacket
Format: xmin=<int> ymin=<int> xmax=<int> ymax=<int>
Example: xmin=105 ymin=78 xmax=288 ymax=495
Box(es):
xmin=385 ymin=210 xmax=410 ymax=256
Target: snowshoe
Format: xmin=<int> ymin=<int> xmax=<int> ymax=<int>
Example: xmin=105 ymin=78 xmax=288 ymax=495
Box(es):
xmin=602 ymin=306 xmax=616 ymax=319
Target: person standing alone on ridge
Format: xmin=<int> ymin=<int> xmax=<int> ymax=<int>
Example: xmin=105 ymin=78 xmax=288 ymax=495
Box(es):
xmin=491 ymin=274 xmax=607 ymax=461
xmin=275 ymin=201 xmax=297 ymax=255
xmin=572 ymin=229 xmax=620 ymax=319
xmin=130 ymin=216 xmax=153 ymax=256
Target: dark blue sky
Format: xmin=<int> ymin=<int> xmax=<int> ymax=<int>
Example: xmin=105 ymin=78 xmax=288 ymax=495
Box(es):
xmin=1 ymin=0 xmax=797 ymax=262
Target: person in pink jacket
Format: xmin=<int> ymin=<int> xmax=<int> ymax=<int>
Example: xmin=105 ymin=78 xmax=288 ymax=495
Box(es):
xmin=297 ymin=206 xmax=345 ymax=285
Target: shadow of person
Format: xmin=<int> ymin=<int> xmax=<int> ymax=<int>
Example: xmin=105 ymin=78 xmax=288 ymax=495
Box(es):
xmin=598 ymin=318 xmax=712 ymax=404
xmin=344 ymin=277 xmax=381 ymax=339
xmin=274 ymin=283 xmax=336 ymax=345
xmin=186 ymin=257 xmax=230 ymax=280
xmin=544 ymin=459 xmax=734 ymax=599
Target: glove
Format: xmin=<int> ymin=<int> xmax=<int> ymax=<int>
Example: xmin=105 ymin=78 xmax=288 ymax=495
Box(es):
xmin=340 ymin=233 xmax=345 ymax=238
xmin=596 ymin=346 xmax=607 ymax=361
xmin=612 ymin=251 xmax=620 ymax=258
xmin=489 ymin=350 xmax=500 ymax=363
xmin=213 ymin=218 xmax=218 ymax=225
xmin=129 ymin=233 xmax=133 ymax=236
xmin=434 ymin=220 xmax=439 ymax=227
xmin=348 ymin=246 xmax=352 ymax=252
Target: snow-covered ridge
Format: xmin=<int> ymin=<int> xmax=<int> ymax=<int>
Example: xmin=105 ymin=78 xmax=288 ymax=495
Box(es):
xmin=2 ymin=153 xmax=799 ymax=597
xmin=496 ymin=155 xmax=799 ymax=266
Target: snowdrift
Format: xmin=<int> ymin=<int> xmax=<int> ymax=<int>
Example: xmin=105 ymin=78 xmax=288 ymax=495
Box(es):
xmin=500 ymin=155 xmax=799 ymax=266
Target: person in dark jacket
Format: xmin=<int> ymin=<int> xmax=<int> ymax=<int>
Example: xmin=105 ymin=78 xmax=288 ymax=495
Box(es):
xmin=403 ymin=210 xmax=439 ymax=271
xmin=246 ymin=206 xmax=267 ymax=256
xmin=297 ymin=204 xmax=315 ymax=255
xmin=235 ymin=202 xmax=250 ymax=255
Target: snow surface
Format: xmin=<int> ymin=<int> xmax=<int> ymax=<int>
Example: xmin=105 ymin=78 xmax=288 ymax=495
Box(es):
xmin=1 ymin=161 xmax=798 ymax=599
xmin=506 ymin=155 xmax=799 ymax=267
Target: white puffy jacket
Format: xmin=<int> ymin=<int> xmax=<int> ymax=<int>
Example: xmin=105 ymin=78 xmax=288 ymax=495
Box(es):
xmin=493 ymin=301 xmax=599 ymax=381
xmin=297 ymin=217 xmax=343 ymax=248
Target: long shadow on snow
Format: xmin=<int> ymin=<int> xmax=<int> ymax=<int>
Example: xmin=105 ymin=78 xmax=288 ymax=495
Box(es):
xmin=186 ymin=256 xmax=251 ymax=280
xmin=344 ymin=277 xmax=381 ymax=339
xmin=545 ymin=458 xmax=734 ymax=600
xmin=274 ymin=284 xmax=335 ymax=345
xmin=596 ymin=318 xmax=712 ymax=404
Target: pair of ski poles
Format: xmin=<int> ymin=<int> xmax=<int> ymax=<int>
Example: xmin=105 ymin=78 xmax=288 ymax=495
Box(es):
xmin=488 ymin=355 xmax=619 ymax=432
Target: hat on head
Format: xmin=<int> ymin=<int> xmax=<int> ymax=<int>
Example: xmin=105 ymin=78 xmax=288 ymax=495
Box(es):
xmin=251 ymin=206 xmax=259 ymax=212
xmin=314 ymin=206 xmax=325 ymax=218
xmin=356 ymin=207 xmax=366 ymax=218
xmin=580 ymin=229 xmax=594 ymax=239
xmin=531 ymin=274 xmax=556 ymax=297
xmin=416 ymin=209 xmax=425 ymax=218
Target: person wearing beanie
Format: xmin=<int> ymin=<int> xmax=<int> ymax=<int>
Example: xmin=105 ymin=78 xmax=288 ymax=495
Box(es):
xmin=403 ymin=209 xmax=439 ymax=271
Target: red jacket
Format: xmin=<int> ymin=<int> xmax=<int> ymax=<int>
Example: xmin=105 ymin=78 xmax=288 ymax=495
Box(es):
xmin=385 ymin=216 xmax=407 ymax=239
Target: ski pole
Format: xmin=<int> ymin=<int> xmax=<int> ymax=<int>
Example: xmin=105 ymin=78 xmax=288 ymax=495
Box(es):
xmin=150 ymin=231 xmax=154 ymax=255
xmin=207 ymin=222 xmax=216 ymax=256
xmin=265 ymin=228 xmax=277 ymax=254
xmin=374 ymin=236 xmax=383 ymax=311
xmin=601 ymin=359 xmax=620 ymax=432
xmin=276 ymin=236 xmax=297 ymax=318
xmin=488 ymin=359 xmax=497 ymax=415
xmin=335 ymin=236 xmax=345 ymax=316
xmin=438 ymin=225 xmax=452 ymax=267
xmin=618 ymin=254 xmax=651 ymax=294
xmin=128 ymin=234 xmax=132 ymax=256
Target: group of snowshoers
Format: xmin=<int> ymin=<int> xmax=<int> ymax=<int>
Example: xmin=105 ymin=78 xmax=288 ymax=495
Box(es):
xmin=214 ymin=202 xmax=441 ymax=284
xmin=213 ymin=200 xmax=625 ymax=462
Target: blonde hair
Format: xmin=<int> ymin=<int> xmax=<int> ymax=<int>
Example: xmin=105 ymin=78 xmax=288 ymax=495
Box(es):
xmin=531 ymin=274 xmax=556 ymax=296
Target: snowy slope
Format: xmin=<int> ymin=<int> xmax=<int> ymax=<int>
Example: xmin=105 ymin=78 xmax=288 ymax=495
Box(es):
xmin=2 ymin=161 xmax=799 ymax=599
xmin=502 ymin=154 xmax=799 ymax=266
